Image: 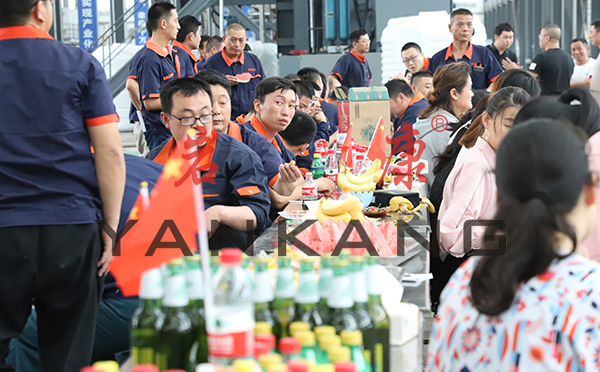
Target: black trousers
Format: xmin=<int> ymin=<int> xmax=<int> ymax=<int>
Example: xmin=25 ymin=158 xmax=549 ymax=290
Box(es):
xmin=0 ymin=224 xmax=103 ymax=372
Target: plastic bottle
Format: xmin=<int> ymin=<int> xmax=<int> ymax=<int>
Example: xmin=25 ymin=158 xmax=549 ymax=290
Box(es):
xmin=302 ymin=172 xmax=318 ymax=202
xmin=132 ymin=268 xmax=164 ymax=366
xmin=321 ymin=147 xmax=330 ymax=168
xmin=242 ymin=253 xmax=254 ymax=289
xmin=155 ymin=259 xmax=195 ymax=372
xmin=259 ymin=353 xmax=283 ymax=371
xmin=210 ymin=255 xmax=220 ymax=275
xmin=326 ymin=261 xmax=358 ymax=334
xmin=279 ymin=337 xmax=302 ymax=363
xmin=185 ymin=255 xmax=209 ymax=365
xmin=207 ymin=249 xmax=255 ymax=366
xmin=340 ymin=331 xmax=371 ymax=372
xmin=327 ymin=347 xmax=351 ymax=364
xmin=325 ymin=150 xmax=339 ymax=183
xmin=296 ymin=331 xmax=318 ymax=367
xmin=364 ymin=256 xmax=389 ymax=372
xmin=361 ymin=154 xmax=372 ymax=174
xmin=287 ymin=361 xmax=309 ymax=372
xmin=292 ymin=258 xmax=323 ymax=329
xmin=352 ymin=155 xmax=365 ymax=176
xmin=316 ymin=255 xmax=333 ymax=319
xmin=253 ymin=257 xmax=276 ymax=326
xmin=312 ymin=154 xmax=325 ymax=180
xmin=316 ymin=335 xmax=341 ymax=364
xmin=348 ymin=257 xmax=374 ymax=345
xmin=272 ymin=256 xmax=296 ymax=342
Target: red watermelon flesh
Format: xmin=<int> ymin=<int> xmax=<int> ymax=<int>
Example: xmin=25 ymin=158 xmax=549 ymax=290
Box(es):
xmin=379 ymin=221 xmax=398 ymax=255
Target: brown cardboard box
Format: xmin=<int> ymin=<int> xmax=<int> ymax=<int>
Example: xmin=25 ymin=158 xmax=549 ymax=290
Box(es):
xmin=338 ymin=86 xmax=392 ymax=154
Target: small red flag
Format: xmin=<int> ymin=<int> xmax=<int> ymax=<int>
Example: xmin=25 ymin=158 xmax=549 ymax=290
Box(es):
xmin=366 ymin=117 xmax=387 ymax=166
xmin=340 ymin=123 xmax=353 ymax=169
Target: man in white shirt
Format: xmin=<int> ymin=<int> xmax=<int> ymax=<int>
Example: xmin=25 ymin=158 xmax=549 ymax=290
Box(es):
xmin=570 ymin=37 xmax=596 ymax=88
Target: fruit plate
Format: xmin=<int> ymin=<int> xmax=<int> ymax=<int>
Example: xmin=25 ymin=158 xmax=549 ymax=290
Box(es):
xmin=362 ymin=206 xmax=391 ymax=218
xmin=278 ymin=210 xmax=308 ymax=221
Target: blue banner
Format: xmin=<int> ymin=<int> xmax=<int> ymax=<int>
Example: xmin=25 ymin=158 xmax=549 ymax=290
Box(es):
xmin=135 ymin=1 xmax=149 ymax=46
xmin=78 ymin=0 xmax=98 ymax=51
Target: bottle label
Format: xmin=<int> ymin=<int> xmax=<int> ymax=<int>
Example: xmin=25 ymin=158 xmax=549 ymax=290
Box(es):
xmin=207 ymin=305 xmax=254 ymax=359
xmin=365 ymin=266 xmax=382 ymax=295
xmin=185 ymin=269 xmax=204 ymax=300
xmin=154 ymin=351 xmax=167 ymax=371
xmin=375 ymin=342 xmax=384 ymax=372
xmin=253 ymin=271 xmax=274 ymax=303
xmin=318 ymin=269 xmax=333 ymax=297
xmin=296 ymin=272 xmax=319 ymax=304
xmin=325 ymin=170 xmax=338 ymax=182
xmin=327 ymin=276 xmax=353 ymax=308
xmin=164 ymin=275 xmax=189 ymax=307
xmin=275 ymin=267 xmax=295 ymax=299
xmin=132 ymin=346 xmax=154 ymax=365
xmin=302 ymin=185 xmax=317 ymax=198
xmin=350 ymin=272 xmax=369 ymax=303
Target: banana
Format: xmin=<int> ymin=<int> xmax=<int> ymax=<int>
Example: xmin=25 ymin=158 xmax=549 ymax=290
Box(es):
xmin=348 ymin=201 xmax=364 ymax=217
xmin=361 ymin=158 xmax=381 ymax=177
xmin=352 ymin=181 xmax=377 ymax=192
xmin=337 ymin=170 xmax=377 ymax=193
xmin=316 ymin=206 xmax=352 ymax=223
xmin=320 ymin=195 xmax=361 ymax=215
xmin=420 ymin=197 xmax=436 ymax=213
xmin=344 ymin=168 xmax=379 ymax=185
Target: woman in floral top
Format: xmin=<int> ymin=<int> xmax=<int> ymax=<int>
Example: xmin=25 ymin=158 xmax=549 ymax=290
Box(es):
xmin=426 ymin=119 xmax=600 ymax=371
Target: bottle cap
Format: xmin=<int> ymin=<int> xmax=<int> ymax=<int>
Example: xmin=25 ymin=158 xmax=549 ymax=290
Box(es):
xmin=131 ymin=365 xmax=159 ymax=372
xmin=279 ymin=337 xmax=301 ymax=354
xmin=349 ymin=255 xmax=364 ymax=263
xmin=255 ymin=339 xmax=273 ymax=358
xmin=327 ymin=346 xmax=351 ymax=363
xmin=314 ymin=325 xmax=336 ymax=339
xmin=220 ymin=248 xmax=242 ymax=265
xmin=340 ymin=330 xmax=362 ymax=347
xmin=232 ymin=359 xmax=257 ymax=372
xmin=139 ymin=268 xmax=163 ymax=299
xmin=289 ymin=322 xmax=310 ymax=335
xmin=256 ymin=334 xmax=277 ymax=351
xmin=286 ymin=361 xmax=309 ymax=372
xmin=294 ymin=331 xmax=316 ymax=347
xmin=318 ymin=334 xmax=341 ymax=351
xmin=315 ymin=365 xmax=335 ymax=372
xmin=92 ymin=361 xmax=119 ymax=372
xmin=314 ymin=154 xmax=321 ymax=158
xmin=306 ymin=172 xmax=313 ymax=177
xmin=267 ymin=364 xmax=289 ymax=372
xmin=255 ymin=321 xmax=273 ymax=336
xmin=259 ymin=353 xmax=283 ymax=369
xmin=356 ymin=154 xmax=364 ymax=160
xmin=185 ymin=254 xmax=201 ymax=262
xmin=333 ymin=362 xmax=356 ymax=372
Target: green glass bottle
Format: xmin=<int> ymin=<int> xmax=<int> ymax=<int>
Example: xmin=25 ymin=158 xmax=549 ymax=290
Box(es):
xmin=155 ymin=259 xmax=195 ymax=372
xmin=184 ymin=255 xmax=208 ymax=365
xmin=317 ymin=255 xmax=333 ymax=319
xmin=364 ymin=256 xmax=390 ymax=372
xmin=242 ymin=253 xmax=254 ymax=288
xmin=291 ymin=258 xmax=324 ymax=329
xmin=296 ymin=331 xmax=318 ymax=367
xmin=210 ymin=254 xmax=220 ymax=274
xmin=253 ymin=257 xmax=276 ymax=326
xmin=341 ymin=330 xmax=372 ymax=372
xmin=349 ymin=256 xmax=375 ymax=354
xmin=131 ymin=268 xmax=164 ymax=366
xmin=272 ymin=256 xmax=296 ymax=343
xmin=326 ymin=260 xmax=358 ymax=333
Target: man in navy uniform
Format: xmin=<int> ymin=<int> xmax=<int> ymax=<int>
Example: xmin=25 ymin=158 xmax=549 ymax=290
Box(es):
xmin=330 ymin=29 xmax=372 ymax=89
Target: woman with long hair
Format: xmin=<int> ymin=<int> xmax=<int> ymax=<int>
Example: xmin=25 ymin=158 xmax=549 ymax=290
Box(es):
xmin=412 ymin=62 xmax=473 ymax=184
xmin=427 ymin=119 xmax=600 ymax=371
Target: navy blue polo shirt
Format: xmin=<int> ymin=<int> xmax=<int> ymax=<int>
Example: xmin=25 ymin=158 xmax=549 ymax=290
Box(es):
xmin=0 ymin=26 xmax=119 ymax=229
xmin=137 ymin=42 xmax=178 ymax=150
xmin=427 ymin=42 xmax=503 ymax=90
xmin=331 ymin=50 xmax=372 ymax=89
xmin=391 ymin=94 xmax=428 ymax=155
xmin=127 ymin=46 xmax=145 ymax=123
xmin=147 ymin=130 xmax=271 ymax=234
xmin=321 ymin=100 xmax=339 ymax=134
xmin=104 ymin=154 xmax=163 ymax=299
xmin=243 ymin=117 xmax=296 ymax=163
xmin=226 ymin=121 xmax=285 ymax=188
xmin=173 ymin=41 xmax=198 ymax=78
xmin=202 ymin=48 xmax=265 ymax=120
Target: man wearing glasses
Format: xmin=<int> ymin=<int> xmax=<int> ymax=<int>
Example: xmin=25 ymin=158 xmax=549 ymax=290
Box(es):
xmin=148 ymin=78 xmax=271 ymax=246
xmin=0 ymin=0 xmax=125 ymax=370
xmin=400 ymin=42 xmax=430 ymax=82
xmin=529 ymin=24 xmax=574 ymax=95
xmin=203 ymin=23 xmax=265 ymax=120
xmin=330 ymin=28 xmax=372 ymax=89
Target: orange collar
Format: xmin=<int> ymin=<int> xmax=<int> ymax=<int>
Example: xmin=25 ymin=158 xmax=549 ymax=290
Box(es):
xmin=236 ymin=114 xmax=247 ymax=124
xmin=221 ymin=47 xmax=244 ymax=66
xmin=146 ymin=41 xmax=170 ymax=58
xmin=444 ymin=42 xmax=473 ymax=60
xmin=423 ymin=57 xmax=430 ymax=71
xmin=350 ymin=49 xmax=366 ymax=63
xmin=0 ymin=25 xmax=53 ymax=41
xmin=226 ymin=121 xmax=243 ymax=142
xmin=409 ymin=92 xmax=425 ymax=106
xmin=153 ymin=137 xmax=177 ymax=166
xmin=153 ymin=130 xmax=219 ymax=167
xmin=250 ymin=116 xmax=283 ymax=153
xmin=173 ymin=41 xmax=198 ymax=62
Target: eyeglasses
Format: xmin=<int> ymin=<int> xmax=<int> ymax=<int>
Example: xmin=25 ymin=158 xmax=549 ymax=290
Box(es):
xmin=169 ymin=113 xmax=213 ymax=126
xmin=30 ymin=0 xmax=52 ymax=9
xmin=228 ymin=37 xmax=246 ymax=44
xmin=402 ymin=54 xmax=421 ymax=65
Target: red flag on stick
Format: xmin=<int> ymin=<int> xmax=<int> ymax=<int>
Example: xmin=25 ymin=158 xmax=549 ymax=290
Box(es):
xmin=340 ymin=123 xmax=354 ymax=169
xmin=367 ymin=117 xmax=387 ymax=166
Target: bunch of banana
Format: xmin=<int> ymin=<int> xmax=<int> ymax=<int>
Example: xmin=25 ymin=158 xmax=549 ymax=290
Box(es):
xmin=337 ymin=158 xmax=384 ymax=192
xmin=389 ymin=196 xmax=436 ymax=214
xmin=316 ymin=195 xmax=365 ymax=223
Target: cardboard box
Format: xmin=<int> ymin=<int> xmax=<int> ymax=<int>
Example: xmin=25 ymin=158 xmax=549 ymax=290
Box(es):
xmin=337 ymin=86 xmax=392 ymax=154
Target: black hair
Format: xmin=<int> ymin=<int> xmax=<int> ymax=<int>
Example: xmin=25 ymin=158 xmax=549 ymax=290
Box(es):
xmin=297 ymin=68 xmax=322 ymax=87
xmin=205 ymin=35 xmax=223 ymax=52
xmin=176 ymin=15 xmax=201 ymax=43
xmin=0 ymin=0 xmax=41 ymax=27
xmin=200 ymin=35 xmax=211 ymax=49
xmin=450 ymin=8 xmax=473 ymax=20
xmin=309 ymin=81 xmax=321 ymax=93
xmin=349 ymin=29 xmax=368 ymax=44
xmin=254 ymin=77 xmax=297 ymax=104
xmin=571 ymin=37 xmax=588 ymax=46
xmin=147 ymin=2 xmax=176 ymax=32
xmin=494 ymin=22 xmax=514 ymax=36
xmin=470 ymin=119 xmax=591 ymax=316
xmin=284 ymin=74 xmax=302 ymax=81
xmin=160 ymin=78 xmax=213 ymax=115
xmin=293 ymin=80 xmax=314 ymax=100
xmin=491 ymin=69 xmax=541 ymax=98
xmin=514 ymin=87 xmax=600 ymax=137
xmin=385 ymin=79 xmax=414 ymax=100
xmin=194 ymin=69 xmax=231 ymax=96
xmin=401 ymin=42 xmax=422 ymax=53
xmin=319 ymin=72 xmax=328 ymax=99
xmin=411 ymin=71 xmax=433 ymax=84
xmin=279 ymin=111 xmax=317 ymax=146
xmin=593 ymin=20 xmax=600 ymax=32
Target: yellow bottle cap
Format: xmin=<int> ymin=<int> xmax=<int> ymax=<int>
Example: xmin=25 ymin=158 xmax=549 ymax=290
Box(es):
xmin=259 ymin=353 xmax=283 ymax=369
xmin=92 ymin=361 xmax=119 ymax=372
xmin=267 ymin=364 xmax=289 ymax=372
xmin=232 ymin=359 xmax=257 ymax=372
xmin=314 ymin=325 xmax=336 ymax=339
xmin=327 ymin=346 xmax=351 ymax=363
xmin=255 ymin=321 xmax=273 ymax=336
xmin=295 ymin=330 xmax=316 ymax=347
xmin=349 ymin=255 xmax=364 ymax=263
xmin=340 ymin=330 xmax=363 ymax=347
xmin=184 ymin=254 xmax=201 ymax=262
xmin=289 ymin=321 xmax=310 ymax=335
xmin=318 ymin=334 xmax=341 ymax=351
xmin=314 ymin=365 xmax=335 ymax=372
xmin=168 ymin=257 xmax=184 ymax=266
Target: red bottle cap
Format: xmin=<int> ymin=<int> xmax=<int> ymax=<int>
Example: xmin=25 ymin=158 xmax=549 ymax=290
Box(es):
xmin=256 ymin=333 xmax=276 ymax=350
xmin=287 ymin=361 xmax=309 ymax=372
xmin=254 ymin=340 xmax=272 ymax=358
xmin=131 ymin=365 xmax=159 ymax=372
xmin=220 ymin=248 xmax=242 ymax=265
xmin=279 ymin=337 xmax=301 ymax=354
xmin=334 ymin=362 xmax=356 ymax=372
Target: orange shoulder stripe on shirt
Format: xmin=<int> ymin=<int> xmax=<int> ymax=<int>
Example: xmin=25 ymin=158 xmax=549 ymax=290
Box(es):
xmin=237 ymin=186 xmax=261 ymax=196
xmin=86 ymin=113 xmax=120 ymax=127
xmin=269 ymin=174 xmax=279 ymax=188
